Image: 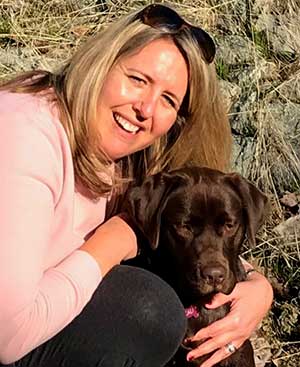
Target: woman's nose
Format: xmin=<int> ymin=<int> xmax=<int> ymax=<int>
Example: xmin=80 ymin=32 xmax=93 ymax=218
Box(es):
xmin=133 ymin=92 xmax=158 ymax=120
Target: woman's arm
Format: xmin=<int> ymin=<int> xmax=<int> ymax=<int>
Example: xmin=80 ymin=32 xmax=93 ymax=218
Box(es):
xmin=186 ymin=263 xmax=273 ymax=367
xmin=80 ymin=215 xmax=137 ymax=277
xmin=0 ymin=92 xmax=137 ymax=364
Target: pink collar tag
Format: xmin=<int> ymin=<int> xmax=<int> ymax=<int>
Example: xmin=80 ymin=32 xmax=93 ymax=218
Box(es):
xmin=185 ymin=305 xmax=200 ymax=319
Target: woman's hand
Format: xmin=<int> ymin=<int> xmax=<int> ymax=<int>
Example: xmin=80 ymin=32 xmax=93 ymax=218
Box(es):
xmin=186 ymin=271 xmax=273 ymax=367
xmin=80 ymin=215 xmax=138 ymax=277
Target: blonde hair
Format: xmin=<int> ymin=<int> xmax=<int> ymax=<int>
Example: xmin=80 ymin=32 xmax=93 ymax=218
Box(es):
xmin=0 ymin=8 xmax=232 ymax=198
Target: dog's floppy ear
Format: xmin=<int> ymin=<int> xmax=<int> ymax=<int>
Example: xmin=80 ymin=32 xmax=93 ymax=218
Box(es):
xmin=226 ymin=173 xmax=269 ymax=247
xmin=122 ymin=171 xmax=187 ymax=249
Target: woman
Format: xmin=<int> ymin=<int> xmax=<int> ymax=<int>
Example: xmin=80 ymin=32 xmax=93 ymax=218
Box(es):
xmin=0 ymin=4 xmax=273 ymax=367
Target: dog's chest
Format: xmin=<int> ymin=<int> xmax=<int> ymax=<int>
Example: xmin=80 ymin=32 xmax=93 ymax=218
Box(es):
xmin=185 ymin=303 xmax=230 ymax=338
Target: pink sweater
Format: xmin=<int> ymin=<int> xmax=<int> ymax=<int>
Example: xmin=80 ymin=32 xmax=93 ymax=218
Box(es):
xmin=0 ymin=91 xmax=105 ymax=364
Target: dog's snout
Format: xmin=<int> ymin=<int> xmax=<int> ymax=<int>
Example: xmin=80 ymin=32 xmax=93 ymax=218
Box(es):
xmin=202 ymin=265 xmax=225 ymax=286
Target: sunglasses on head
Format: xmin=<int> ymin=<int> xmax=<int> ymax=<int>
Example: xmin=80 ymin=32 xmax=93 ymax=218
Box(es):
xmin=133 ymin=4 xmax=216 ymax=64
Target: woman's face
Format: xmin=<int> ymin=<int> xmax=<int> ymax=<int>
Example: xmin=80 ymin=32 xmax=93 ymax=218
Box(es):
xmin=96 ymin=38 xmax=188 ymax=160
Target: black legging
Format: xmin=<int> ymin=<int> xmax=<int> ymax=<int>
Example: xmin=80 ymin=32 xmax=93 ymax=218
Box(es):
xmin=2 ymin=265 xmax=187 ymax=367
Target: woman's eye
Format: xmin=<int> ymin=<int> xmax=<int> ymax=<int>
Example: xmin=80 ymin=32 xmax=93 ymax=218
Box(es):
xmin=163 ymin=94 xmax=176 ymax=108
xmin=129 ymin=75 xmax=145 ymax=84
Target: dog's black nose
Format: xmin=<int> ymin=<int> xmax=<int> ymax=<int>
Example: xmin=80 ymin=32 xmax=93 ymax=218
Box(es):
xmin=202 ymin=266 xmax=225 ymax=285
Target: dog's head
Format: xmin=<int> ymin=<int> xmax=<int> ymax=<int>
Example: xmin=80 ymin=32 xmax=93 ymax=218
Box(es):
xmin=123 ymin=166 xmax=268 ymax=303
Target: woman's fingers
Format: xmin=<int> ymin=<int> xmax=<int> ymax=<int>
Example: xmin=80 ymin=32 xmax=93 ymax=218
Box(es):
xmin=186 ymin=332 xmax=239 ymax=361
xmin=193 ymin=339 xmax=244 ymax=367
xmin=205 ymin=292 xmax=233 ymax=309
xmin=190 ymin=309 xmax=242 ymax=342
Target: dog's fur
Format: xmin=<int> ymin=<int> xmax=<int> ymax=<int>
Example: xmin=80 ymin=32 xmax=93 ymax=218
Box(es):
xmin=122 ymin=166 xmax=268 ymax=367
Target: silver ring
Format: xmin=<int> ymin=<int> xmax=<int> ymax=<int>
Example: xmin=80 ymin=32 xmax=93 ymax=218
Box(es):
xmin=225 ymin=342 xmax=237 ymax=354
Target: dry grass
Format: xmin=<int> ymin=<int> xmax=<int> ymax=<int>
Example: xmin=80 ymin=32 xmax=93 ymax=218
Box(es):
xmin=1 ymin=1 xmax=299 ymax=366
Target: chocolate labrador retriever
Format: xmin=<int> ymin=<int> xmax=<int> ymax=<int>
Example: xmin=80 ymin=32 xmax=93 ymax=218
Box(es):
xmin=122 ymin=166 xmax=268 ymax=367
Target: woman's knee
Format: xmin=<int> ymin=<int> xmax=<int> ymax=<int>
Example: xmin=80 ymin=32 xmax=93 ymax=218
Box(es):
xmin=18 ymin=265 xmax=187 ymax=367
xmin=95 ymin=265 xmax=187 ymax=365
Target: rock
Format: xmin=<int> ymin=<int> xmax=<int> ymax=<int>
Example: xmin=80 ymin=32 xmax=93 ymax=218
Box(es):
xmin=219 ymin=79 xmax=241 ymax=112
xmin=277 ymin=76 xmax=300 ymax=104
xmin=248 ymin=59 xmax=279 ymax=82
xmin=274 ymin=215 xmax=300 ymax=236
xmin=217 ymin=35 xmax=253 ymax=65
xmin=231 ymin=135 xmax=256 ymax=175
xmin=254 ymin=3 xmax=299 ymax=55
xmin=0 ymin=47 xmax=61 ymax=74
xmin=258 ymin=101 xmax=300 ymax=156
xmin=279 ymin=192 xmax=298 ymax=208
xmin=251 ymin=330 xmax=272 ymax=367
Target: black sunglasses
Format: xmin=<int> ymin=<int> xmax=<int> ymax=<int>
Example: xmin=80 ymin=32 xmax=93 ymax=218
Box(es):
xmin=133 ymin=4 xmax=216 ymax=64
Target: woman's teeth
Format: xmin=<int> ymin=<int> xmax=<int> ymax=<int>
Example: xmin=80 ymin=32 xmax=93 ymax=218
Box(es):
xmin=114 ymin=113 xmax=139 ymax=134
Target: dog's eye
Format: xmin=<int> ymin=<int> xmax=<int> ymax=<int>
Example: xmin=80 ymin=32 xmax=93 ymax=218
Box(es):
xmin=225 ymin=222 xmax=236 ymax=231
xmin=173 ymin=223 xmax=193 ymax=237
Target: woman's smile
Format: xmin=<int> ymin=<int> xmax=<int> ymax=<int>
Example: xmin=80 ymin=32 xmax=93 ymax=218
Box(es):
xmin=96 ymin=38 xmax=188 ymax=160
xmin=113 ymin=112 xmax=140 ymax=134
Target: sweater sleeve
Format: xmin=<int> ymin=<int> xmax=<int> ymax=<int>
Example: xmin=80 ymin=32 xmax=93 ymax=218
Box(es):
xmin=0 ymin=95 xmax=102 ymax=364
